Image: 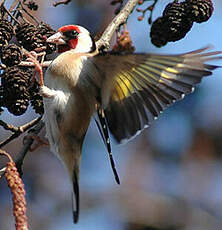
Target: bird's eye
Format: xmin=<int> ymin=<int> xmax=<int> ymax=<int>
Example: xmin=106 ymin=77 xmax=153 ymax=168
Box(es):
xmin=63 ymin=30 xmax=79 ymax=39
xmin=71 ymin=30 xmax=78 ymax=36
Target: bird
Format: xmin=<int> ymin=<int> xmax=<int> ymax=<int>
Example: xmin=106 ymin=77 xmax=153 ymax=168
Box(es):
xmin=40 ymin=24 xmax=221 ymax=223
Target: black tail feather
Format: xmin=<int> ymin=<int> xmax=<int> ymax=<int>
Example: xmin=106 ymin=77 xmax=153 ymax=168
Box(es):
xmin=95 ymin=119 xmax=106 ymax=145
xmin=96 ymin=108 xmax=120 ymax=184
xmin=72 ymin=170 xmax=79 ymax=223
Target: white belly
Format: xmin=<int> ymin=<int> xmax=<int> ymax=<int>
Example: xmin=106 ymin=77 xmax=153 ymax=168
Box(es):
xmin=43 ymin=70 xmax=72 ymax=157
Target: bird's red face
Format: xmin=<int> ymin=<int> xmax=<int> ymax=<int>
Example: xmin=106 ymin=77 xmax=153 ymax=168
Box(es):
xmin=47 ymin=25 xmax=80 ymax=53
xmin=58 ymin=25 xmax=80 ymax=53
xmin=46 ymin=25 xmax=95 ymax=53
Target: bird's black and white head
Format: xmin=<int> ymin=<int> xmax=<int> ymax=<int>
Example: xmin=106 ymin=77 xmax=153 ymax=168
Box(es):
xmin=47 ymin=25 xmax=96 ymax=53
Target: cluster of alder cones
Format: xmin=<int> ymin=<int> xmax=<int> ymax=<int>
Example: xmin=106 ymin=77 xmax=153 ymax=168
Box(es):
xmin=0 ymin=16 xmax=56 ymax=116
xmin=150 ymin=0 xmax=213 ymax=47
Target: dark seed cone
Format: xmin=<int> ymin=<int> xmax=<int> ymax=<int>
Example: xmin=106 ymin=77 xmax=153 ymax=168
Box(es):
xmin=150 ymin=17 xmax=169 ymax=47
xmin=37 ymin=23 xmax=56 ymax=54
xmin=29 ymin=80 xmax=44 ymax=115
xmin=0 ymin=6 xmax=5 ymax=19
xmin=16 ymin=23 xmax=43 ymax=51
xmin=0 ymin=19 xmax=14 ymax=50
xmin=0 ymin=30 xmax=8 ymax=50
xmin=16 ymin=22 xmax=56 ymax=54
xmin=1 ymin=66 xmax=31 ymax=116
xmin=185 ymin=0 xmax=213 ymax=23
xmin=0 ymin=44 xmax=22 ymax=66
xmin=7 ymin=99 xmax=30 ymax=116
xmin=163 ymin=2 xmax=193 ymax=42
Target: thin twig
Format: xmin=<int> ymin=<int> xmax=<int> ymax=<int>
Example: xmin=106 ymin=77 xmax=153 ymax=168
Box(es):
xmin=0 ymin=119 xmax=45 ymax=178
xmin=10 ymin=1 xmax=39 ymax=25
xmin=0 ymin=133 xmax=23 ymax=149
xmin=96 ymin=0 xmax=139 ymax=50
xmin=2 ymin=5 xmax=20 ymax=24
xmin=12 ymin=0 xmax=22 ymax=24
xmin=53 ymin=0 xmax=72 ymax=7
xmin=20 ymin=48 xmax=52 ymax=68
xmin=19 ymin=2 xmax=39 ymax=24
xmin=0 ymin=149 xmax=13 ymax=161
xmin=19 ymin=60 xmax=52 ymax=68
xmin=9 ymin=0 xmax=20 ymax=12
xmin=0 ymin=116 xmax=42 ymax=148
xmin=0 ymin=150 xmax=11 ymax=179
xmin=0 ymin=167 xmax=6 ymax=179
xmin=0 ymin=120 xmax=21 ymax=132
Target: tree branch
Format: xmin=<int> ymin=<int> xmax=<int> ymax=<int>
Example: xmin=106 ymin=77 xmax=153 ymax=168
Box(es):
xmin=0 ymin=116 xmax=42 ymax=148
xmin=53 ymin=0 xmax=72 ymax=7
xmin=96 ymin=0 xmax=139 ymax=50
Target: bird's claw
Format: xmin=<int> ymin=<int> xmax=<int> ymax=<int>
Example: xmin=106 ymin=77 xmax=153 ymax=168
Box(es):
xmin=23 ymin=134 xmax=49 ymax=152
xmin=29 ymin=51 xmax=38 ymax=60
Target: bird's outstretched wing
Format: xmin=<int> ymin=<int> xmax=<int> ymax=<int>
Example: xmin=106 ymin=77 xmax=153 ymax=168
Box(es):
xmin=90 ymin=47 xmax=221 ymax=143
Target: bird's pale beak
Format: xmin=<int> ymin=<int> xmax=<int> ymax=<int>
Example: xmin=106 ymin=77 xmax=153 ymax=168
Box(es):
xmin=46 ymin=32 xmax=66 ymax=45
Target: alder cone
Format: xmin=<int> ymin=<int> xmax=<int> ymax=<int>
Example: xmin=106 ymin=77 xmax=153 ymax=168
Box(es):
xmin=163 ymin=2 xmax=193 ymax=42
xmin=29 ymin=80 xmax=44 ymax=115
xmin=150 ymin=17 xmax=169 ymax=47
xmin=185 ymin=0 xmax=214 ymax=23
xmin=0 ymin=19 xmax=14 ymax=50
xmin=37 ymin=23 xmax=56 ymax=54
xmin=1 ymin=67 xmax=31 ymax=116
xmin=1 ymin=44 xmax=22 ymax=67
xmin=16 ymin=23 xmax=43 ymax=51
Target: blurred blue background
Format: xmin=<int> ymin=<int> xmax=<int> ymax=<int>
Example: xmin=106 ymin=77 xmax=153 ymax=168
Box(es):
xmin=1 ymin=0 xmax=222 ymax=230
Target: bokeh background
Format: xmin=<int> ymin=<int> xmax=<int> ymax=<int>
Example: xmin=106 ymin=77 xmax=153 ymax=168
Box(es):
xmin=1 ymin=0 xmax=222 ymax=229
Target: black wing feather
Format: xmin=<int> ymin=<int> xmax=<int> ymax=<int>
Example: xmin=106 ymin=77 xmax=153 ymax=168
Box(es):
xmin=90 ymin=47 xmax=221 ymax=143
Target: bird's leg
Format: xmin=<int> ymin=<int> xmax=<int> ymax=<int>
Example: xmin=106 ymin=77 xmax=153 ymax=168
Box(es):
xmin=26 ymin=51 xmax=45 ymax=87
xmin=24 ymin=50 xmax=57 ymax=98
xmin=23 ymin=49 xmax=44 ymax=86
xmin=23 ymin=124 xmax=49 ymax=152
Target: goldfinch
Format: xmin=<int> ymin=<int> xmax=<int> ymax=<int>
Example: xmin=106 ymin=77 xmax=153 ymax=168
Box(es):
xmin=42 ymin=24 xmax=221 ymax=223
